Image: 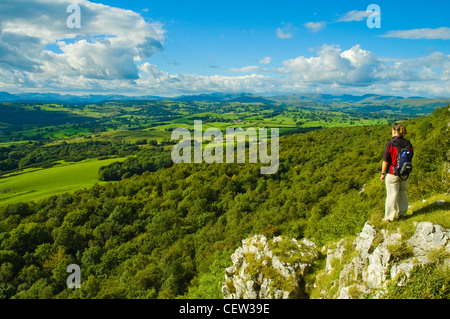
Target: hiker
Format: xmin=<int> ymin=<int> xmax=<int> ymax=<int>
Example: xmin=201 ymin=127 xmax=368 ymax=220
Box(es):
xmin=381 ymin=123 xmax=413 ymax=222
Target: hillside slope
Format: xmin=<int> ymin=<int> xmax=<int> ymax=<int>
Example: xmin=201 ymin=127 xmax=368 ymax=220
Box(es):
xmin=222 ymin=197 xmax=450 ymax=299
xmin=0 ymin=106 xmax=448 ymax=299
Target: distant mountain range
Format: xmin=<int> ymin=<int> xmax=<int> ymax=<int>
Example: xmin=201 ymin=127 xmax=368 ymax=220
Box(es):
xmin=0 ymin=91 xmax=277 ymax=104
xmin=1 ymin=91 xmax=449 ymax=115
xmin=0 ymin=92 xmax=163 ymax=104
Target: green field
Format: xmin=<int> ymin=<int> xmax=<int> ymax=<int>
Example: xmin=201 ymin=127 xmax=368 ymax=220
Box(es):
xmin=0 ymin=157 xmax=126 ymax=206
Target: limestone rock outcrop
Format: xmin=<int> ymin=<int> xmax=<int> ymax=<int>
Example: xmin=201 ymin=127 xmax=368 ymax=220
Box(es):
xmin=323 ymin=221 xmax=450 ymax=299
xmin=223 ymin=221 xmax=450 ymax=299
xmin=222 ymin=234 xmax=318 ymax=299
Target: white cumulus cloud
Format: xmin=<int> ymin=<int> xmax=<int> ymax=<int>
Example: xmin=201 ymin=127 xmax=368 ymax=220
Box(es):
xmin=304 ymin=21 xmax=327 ymax=33
xmin=380 ymin=27 xmax=450 ymax=40
xmin=259 ymin=57 xmax=272 ymax=65
xmin=277 ymin=44 xmax=450 ymax=96
xmin=0 ymin=0 xmax=165 ymax=90
xmin=281 ymin=44 xmax=379 ymax=86
xmin=276 ymin=23 xmax=296 ymax=39
xmin=336 ymin=10 xmax=372 ymax=22
xmin=229 ymin=66 xmax=267 ymax=73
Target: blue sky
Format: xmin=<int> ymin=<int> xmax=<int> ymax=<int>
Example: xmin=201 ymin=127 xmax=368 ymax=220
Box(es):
xmin=0 ymin=0 xmax=449 ymax=97
xmin=123 ymin=0 xmax=449 ymax=74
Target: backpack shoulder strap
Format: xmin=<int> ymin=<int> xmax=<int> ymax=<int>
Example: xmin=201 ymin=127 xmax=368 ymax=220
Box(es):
xmin=406 ymin=140 xmax=412 ymax=149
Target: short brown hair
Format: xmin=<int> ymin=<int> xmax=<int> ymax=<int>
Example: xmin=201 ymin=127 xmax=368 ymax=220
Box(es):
xmin=392 ymin=123 xmax=407 ymax=136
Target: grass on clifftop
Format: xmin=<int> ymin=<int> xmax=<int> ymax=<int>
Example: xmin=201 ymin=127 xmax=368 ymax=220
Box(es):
xmin=369 ymin=193 xmax=450 ymax=238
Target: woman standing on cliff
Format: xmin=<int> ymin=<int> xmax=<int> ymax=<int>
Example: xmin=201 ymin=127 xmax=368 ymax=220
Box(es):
xmin=381 ymin=123 xmax=413 ymax=222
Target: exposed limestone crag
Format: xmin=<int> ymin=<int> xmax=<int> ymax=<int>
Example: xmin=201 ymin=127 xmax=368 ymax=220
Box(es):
xmin=223 ymin=221 xmax=450 ymax=299
xmin=328 ymin=221 xmax=450 ymax=298
xmin=222 ymin=234 xmax=318 ymax=299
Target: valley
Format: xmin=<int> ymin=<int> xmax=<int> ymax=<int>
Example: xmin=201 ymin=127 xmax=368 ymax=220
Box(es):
xmin=0 ymin=94 xmax=448 ymax=300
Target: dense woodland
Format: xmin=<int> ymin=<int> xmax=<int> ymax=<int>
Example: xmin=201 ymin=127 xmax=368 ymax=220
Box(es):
xmin=0 ymin=105 xmax=448 ymax=299
xmin=98 ymin=147 xmax=173 ymax=181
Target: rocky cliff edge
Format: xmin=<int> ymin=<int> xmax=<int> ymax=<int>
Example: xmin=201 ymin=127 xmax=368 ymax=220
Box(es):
xmin=222 ymin=221 xmax=450 ymax=299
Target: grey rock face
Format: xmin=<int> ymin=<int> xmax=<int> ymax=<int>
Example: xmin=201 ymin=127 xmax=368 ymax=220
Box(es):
xmin=222 ymin=235 xmax=318 ymax=299
xmin=222 ymin=221 xmax=449 ymax=299
xmin=408 ymin=222 xmax=450 ymax=256
xmin=325 ymin=221 xmax=450 ymax=299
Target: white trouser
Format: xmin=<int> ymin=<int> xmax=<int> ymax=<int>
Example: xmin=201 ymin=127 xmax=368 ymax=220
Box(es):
xmin=384 ymin=173 xmax=409 ymax=221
